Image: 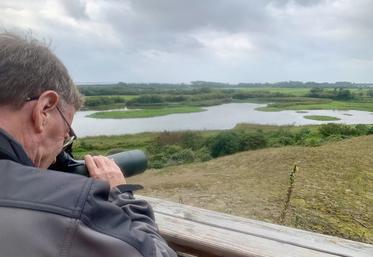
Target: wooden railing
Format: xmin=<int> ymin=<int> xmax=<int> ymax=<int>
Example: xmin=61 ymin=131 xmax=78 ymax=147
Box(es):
xmin=139 ymin=196 xmax=373 ymax=257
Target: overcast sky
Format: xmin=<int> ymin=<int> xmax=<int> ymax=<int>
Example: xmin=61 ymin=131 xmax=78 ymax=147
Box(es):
xmin=1 ymin=0 xmax=372 ymax=84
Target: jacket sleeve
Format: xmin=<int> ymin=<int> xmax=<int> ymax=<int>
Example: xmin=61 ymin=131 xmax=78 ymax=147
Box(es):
xmin=80 ymin=180 xmax=177 ymax=257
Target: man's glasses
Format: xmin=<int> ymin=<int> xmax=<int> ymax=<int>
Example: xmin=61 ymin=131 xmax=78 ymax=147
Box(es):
xmin=26 ymin=96 xmax=77 ymax=149
xmin=55 ymin=105 xmax=77 ymax=149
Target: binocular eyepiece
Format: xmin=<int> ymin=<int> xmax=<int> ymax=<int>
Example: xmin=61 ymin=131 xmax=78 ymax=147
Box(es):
xmin=49 ymin=150 xmax=148 ymax=178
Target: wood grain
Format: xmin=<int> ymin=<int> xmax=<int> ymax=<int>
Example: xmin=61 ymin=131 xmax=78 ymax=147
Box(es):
xmin=138 ymin=195 xmax=373 ymax=257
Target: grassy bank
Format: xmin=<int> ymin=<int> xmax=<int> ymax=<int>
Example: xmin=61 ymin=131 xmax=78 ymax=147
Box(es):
xmin=129 ymin=135 xmax=373 ymax=243
xmin=303 ymin=115 xmax=341 ymax=121
xmin=87 ymin=106 xmax=205 ymax=119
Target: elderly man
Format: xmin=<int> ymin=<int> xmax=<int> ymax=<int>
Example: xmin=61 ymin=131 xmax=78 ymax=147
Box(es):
xmin=0 ymin=32 xmax=176 ymax=257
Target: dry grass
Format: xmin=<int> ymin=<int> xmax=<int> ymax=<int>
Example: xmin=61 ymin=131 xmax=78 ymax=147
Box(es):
xmin=129 ymin=135 xmax=373 ymax=243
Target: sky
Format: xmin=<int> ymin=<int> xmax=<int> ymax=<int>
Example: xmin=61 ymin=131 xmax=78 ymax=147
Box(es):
xmin=1 ymin=0 xmax=373 ymax=84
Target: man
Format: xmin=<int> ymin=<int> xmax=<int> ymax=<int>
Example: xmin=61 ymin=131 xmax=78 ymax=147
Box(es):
xmin=0 ymin=32 xmax=177 ymax=257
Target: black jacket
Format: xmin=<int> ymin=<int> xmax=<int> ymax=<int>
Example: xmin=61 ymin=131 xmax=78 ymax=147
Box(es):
xmin=0 ymin=129 xmax=176 ymax=257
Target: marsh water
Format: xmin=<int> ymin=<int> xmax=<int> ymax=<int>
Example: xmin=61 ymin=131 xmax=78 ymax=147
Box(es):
xmin=72 ymin=103 xmax=373 ymax=137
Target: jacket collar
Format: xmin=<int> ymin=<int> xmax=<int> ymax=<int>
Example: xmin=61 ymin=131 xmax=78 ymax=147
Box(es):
xmin=0 ymin=128 xmax=34 ymax=166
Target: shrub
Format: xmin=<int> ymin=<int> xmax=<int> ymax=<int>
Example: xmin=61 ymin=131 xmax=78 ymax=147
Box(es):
xmin=180 ymin=132 xmax=204 ymax=150
xmin=294 ymin=128 xmax=312 ymax=144
xmin=169 ymin=148 xmax=195 ymax=165
xmin=367 ymin=126 xmax=373 ymax=135
xmin=303 ymin=136 xmax=323 ymax=146
xmin=270 ymin=129 xmax=296 ymax=146
xmin=319 ymin=123 xmax=357 ymax=137
xmin=355 ymin=124 xmax=369 ymax=136
xmin=209 ymin=132 xmax=241 ymax=157
xmin=239 ymin=131 xmax=267 ymax=150
xmin=151 ymin=160 xmax=166 ymax=169
xmin=195 ymin=147 xmax=212 ymax=162
xmin=155 ymin=132 xmax=184 ymax=146
xmin=149 ymin=153 xmax=168 ymax=169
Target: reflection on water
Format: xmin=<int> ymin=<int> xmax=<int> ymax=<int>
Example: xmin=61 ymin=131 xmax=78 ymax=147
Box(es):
xmin=72 ymin=103 xmax=373 ymax=137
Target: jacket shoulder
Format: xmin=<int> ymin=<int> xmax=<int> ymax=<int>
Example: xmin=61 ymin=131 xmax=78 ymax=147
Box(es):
xmin=0 ymin=159 xmax=94 ymax=218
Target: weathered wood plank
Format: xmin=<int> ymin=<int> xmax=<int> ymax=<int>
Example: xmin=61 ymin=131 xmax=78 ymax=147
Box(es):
xmin=138 ymin=195 xmax=373 ymax=257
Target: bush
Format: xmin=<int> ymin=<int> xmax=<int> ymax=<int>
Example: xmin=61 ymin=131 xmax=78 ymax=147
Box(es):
xmin=169 ymin=148 xmax=195 ymax=165
xmin=127 ymin=95 xmax=165 ymax=106
xmin=209 ymin=132 xmax=241 ymax=158
xmin=149 ymin=153 xmax=169 ymax=169
xmin=367 ymin=126 xmax=373 ymax=135
xmin=239 ymin=131 xmax=267 ymax=150
xmin=154 ymin=132 xmax=184 ymax=147
xmin=355 ymin=124 xmax=369 ymax=136
xmin=303 ymin=136 xmax=323 ymax=146
xmin=319 ymin=123 xmax=357 ymax=137
xmin=270 ymin=129 xmax=296 ymax=146
xmin=151 ymin=160 xmax=166 ymax=169
xmin=84 ymin=96 xmax=126 ymax=107
xmin=180 ymin=132 xmax=204 ymax=150
xmin=294 ymin=128 xmax=312 ymax=144
xmin=319 ymin=123 xmax=340 ymax=137
xmin=195 ymin=147 xmax=212 ymax=162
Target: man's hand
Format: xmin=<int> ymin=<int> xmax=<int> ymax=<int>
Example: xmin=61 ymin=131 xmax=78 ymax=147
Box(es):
xmin=84 ymin=155 xmax=126 ymax=188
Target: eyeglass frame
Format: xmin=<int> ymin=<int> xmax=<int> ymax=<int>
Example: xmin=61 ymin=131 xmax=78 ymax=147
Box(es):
xmin=25 ymin=96 xmax=77 ymax=149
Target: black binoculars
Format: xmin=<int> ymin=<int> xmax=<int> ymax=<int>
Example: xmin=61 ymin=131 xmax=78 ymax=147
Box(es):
xmin=49 ymin=149 xmax=148 ymax=178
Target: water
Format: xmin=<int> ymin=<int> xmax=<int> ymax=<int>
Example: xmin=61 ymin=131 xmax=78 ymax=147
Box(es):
xmin=72 ymin=103 xmax=373 ymax=137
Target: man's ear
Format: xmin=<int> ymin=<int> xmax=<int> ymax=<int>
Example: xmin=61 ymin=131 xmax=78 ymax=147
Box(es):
xmin=32 ymin=91 xmax=60 ymax=133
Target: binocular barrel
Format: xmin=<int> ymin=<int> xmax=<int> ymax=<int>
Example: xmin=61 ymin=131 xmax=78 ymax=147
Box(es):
xmin=50 ymin=150 xmax=148 ymax=178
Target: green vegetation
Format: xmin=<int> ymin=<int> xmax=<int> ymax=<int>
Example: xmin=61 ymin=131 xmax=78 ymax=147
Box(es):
xmin=258 ymin=100 xmax=373 ymax=112
xmin=78 ymin=83 xmax=373 ymax=114
xmin=73 ymin=123 xmax=373 ymax=169
xmin=240 ymin=87 xmax=310 ymax=96
xmin=87 ymin=106 xmax=204 ymax=119
xmin=129 ymin=135 xmax=373 ymax=243
xmin=303 ymin=115 xmax=340 ymax=121
xmin=83 ymin=95 xmax=133 ymax=110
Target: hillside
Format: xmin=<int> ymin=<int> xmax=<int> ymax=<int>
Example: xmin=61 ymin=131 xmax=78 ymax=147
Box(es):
xmin=129 ymin=135 xmax=373 ymax=243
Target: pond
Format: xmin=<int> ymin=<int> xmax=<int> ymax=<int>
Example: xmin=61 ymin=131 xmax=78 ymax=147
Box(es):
xmin=73 ymin=103 xmax=373 ymax=137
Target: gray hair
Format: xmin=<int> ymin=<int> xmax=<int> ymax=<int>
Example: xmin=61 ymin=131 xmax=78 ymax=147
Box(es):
xmin=0 ymin=32 xmax=83 ymax=109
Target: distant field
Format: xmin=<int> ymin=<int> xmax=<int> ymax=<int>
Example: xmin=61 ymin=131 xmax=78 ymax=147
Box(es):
xmin=82 ymin=95 xmax=137 ymax=110
xmin=87 ymin=106 xmax=205 ymax=118
xmin=85 ymin=95 xmax=137 ymax=100
xmin=239 ymin=87 xmax=371 ymax=95
xmin=239 ymin=87 xmax=310 ymax=96
xmin=129 ymin=135 xmax=373 ymax=243
xmin=258 ymin=100 xmax=373 ymax=112
xmin=80 ymin=87 xmax=373 ymax=114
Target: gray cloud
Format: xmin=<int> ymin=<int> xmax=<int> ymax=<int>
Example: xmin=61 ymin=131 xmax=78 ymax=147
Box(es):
xmin=0 ymin=0 xmax=373 ymax=83
xmin=128 ymin=0 xmax=269 ymax=32
xmin=270 ymin=0 xmax=327 ymax=7
xmin=58 ymin=0 xmax=89 ymax=20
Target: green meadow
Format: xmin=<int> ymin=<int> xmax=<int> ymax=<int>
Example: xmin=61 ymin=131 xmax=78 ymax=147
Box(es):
xmin=87 ymin=106 xmax=204 ymax=118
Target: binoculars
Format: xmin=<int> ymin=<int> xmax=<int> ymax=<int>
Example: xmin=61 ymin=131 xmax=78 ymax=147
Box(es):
xmin=50 ymin=149 xmax=148 ymax=178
